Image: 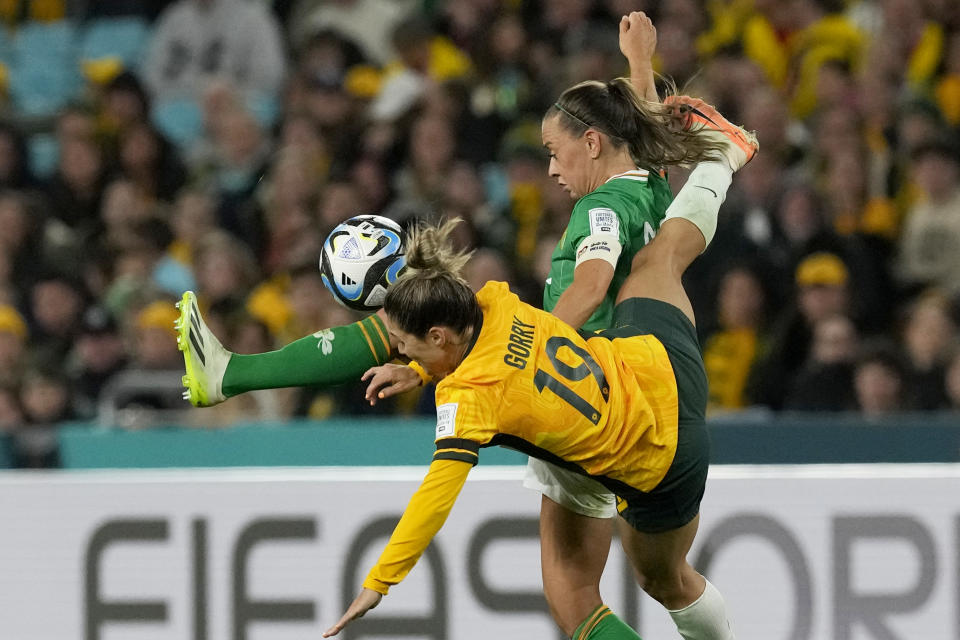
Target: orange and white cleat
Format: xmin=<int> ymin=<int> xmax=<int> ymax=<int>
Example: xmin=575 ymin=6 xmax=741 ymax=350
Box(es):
xmin=664 ymin=95 xmax=759 ymax=171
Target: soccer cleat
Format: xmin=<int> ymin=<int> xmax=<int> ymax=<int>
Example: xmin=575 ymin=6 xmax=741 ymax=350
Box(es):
xmin=176 ymin=291 xmax=230 ymax=407
xmin=664 ymin=95 xmax=759 ymax=171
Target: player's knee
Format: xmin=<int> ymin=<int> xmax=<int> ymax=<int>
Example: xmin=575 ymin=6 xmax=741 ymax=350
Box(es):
xmin=635 ymin=568 xmax=686 ymax=607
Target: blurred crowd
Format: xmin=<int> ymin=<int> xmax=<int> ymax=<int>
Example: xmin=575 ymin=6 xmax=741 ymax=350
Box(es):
xmin=0 ymin=0 xmax=959 ymax=466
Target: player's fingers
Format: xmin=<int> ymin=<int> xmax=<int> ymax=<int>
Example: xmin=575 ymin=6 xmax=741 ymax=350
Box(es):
xmin=322 ymin=617 xmax=347 ymax=637
xmin=378 ymin=377 xmax=414 ymax=400
xmin=378 ymin=381 xmax=396 ymax=399
xmin=323 ymin=602 xmax=366 ymax=637
xmin=365 ymin=375 xmax=388 ymax=402
xmin=620 ymin=15 xmax=629 ymax=33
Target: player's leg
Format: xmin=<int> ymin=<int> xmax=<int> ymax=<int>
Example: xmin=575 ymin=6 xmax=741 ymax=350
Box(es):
xmin=616 ymin=97 xmax=758 ymax=324
xmin=617 ymin=515 xmax=734 ymax=640
xmin=176 ymin=291 xmax=393 ymax=406
xmin=526 ymin=459 xmax=645 ymax=638
xmin=539 ymin=495 xmax=611 ymax=636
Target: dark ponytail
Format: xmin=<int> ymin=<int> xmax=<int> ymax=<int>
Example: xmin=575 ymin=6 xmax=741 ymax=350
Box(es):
xmin=548 ymin=78 xmax=725 ymax=170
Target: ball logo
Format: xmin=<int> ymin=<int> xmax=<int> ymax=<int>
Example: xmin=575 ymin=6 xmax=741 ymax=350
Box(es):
xmin=337 ymin=237 xmax=362 ymax=260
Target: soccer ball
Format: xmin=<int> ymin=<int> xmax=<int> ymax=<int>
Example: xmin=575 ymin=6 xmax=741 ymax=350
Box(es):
xmin=320 ymin=214 xmax=406 ymax=311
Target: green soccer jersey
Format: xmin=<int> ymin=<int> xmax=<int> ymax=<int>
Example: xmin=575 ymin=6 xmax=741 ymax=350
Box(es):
xmin=543 ymin=168 xmax=673 ymax=331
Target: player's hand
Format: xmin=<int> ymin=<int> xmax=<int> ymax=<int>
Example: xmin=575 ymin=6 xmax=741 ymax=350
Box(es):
xmin=362 ymin=364 xmax=422 ymax=405
xmin=619 ymin=11 xmax=656 ymax=65
xmin=322 ymin=587 xmax=382 ymax=637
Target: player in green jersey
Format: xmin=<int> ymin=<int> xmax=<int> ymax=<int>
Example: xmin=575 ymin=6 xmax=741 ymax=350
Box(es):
xmin=541 ymin=165 xmax=673 ymax=330
xmin=530 ymin=13 xmax=728 ymax=640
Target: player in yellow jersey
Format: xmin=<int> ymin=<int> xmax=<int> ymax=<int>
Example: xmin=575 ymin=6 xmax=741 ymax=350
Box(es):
xmin=324 ymin=107 xmax=758 ymax=639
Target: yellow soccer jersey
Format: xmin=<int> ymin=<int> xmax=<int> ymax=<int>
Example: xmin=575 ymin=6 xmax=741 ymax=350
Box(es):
xmin=363 ymin=281 xmax=680 ymax=595
xmin=435 ymin=281 xmax=679 ymax=492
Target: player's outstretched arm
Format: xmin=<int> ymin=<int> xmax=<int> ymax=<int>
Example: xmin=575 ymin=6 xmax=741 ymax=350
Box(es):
xmin=177 ymin=291 xmax=397 ymax=407
xmin=620 ymin=11 xmax=658 ymax=102
xmin=325 ymin=457 xmax=473 ymax=635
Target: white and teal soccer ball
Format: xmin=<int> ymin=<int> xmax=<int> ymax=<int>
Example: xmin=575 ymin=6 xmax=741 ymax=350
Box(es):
xmin=320 ymin=214 xmax=406 ymax=311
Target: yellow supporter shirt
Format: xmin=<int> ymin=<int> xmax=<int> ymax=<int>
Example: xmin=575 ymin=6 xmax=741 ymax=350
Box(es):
xmin=364 ymin=281 xmax=679 ymax=594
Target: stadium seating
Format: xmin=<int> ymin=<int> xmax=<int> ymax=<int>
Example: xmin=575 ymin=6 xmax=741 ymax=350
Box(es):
xmin=9 ymin=20 xmax=80 ymax=116
xmin=79 ymin=16 xmax=149 ymax=70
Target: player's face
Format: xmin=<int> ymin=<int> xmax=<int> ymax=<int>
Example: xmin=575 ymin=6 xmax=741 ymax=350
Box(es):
xmin=388 ymin=323 xmax=462 ymax=381
xmin=542 ymin=115 xmax=592 ymax=199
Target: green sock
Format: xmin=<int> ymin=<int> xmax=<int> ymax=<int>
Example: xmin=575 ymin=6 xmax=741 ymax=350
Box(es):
xmin=222 ymin=314 xmax=392 ymax=397
xmin=571 ymin=605 xmax=642 ymax=640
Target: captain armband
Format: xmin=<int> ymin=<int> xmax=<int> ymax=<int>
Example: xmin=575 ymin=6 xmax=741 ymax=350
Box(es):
xmin=574 ymin=234 xmax=623 ymax=269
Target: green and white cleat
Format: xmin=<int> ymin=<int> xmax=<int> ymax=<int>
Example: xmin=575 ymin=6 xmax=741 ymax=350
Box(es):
xmin=176 ymin=291 xmax=230 ymax=407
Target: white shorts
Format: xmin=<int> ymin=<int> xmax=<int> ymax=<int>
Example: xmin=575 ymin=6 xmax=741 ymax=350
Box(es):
xmin=523 ymin=457 xmax=617 ymax=519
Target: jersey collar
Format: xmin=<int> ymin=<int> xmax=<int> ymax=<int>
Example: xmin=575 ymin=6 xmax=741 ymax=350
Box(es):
xmin=605 ymin=168 xmax=649 ymax=183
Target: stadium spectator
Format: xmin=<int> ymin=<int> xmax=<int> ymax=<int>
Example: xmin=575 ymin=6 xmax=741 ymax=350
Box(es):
xmin=28 ymin=274 xmax=86 ymax=366
xmin=43 ymin=135 xmax=108 ymax=248
xmin=900 ymin=291 xmax=956 ymax=410
xmin=191 ymin=230 xmax=260 ymax=309
xmin=385 ymin=113 xmax=458 ymax=223
xmin=750 ymin=251 xmax=852 ymax=409
xmin=462 ymin=247 xmax=514 ymax=294
xmin=368 ymin=15 xmax=471 ymax=123
xmin=288 ymin=0 xmax=412 ymax=65
xmin=16 ymin=366 xmax=72 ymax=468
xmin=116 ymin=121 xmax=188 ymax=203
xmin=896 ymin=139 xmax=960 ymax=295
xmin=68 ymin=306 xmax=128 ymax=419
xmin=315 ymin=178 xmax=369 ymax=237
xmin=131 ymin=299 xmax=183 ymax=370
xmin=784 ymin=313 xmax=859 ymax=411
xmin=253 ymin=148 xmax=323 ymax=275
xmin=853 ymin=340 xmax=912 ymax=416
xmin=99 ymin=71 xmax=152 ymax=138
xmin=143 ymin=0 xmax=286 ymax=102
xmin=702 ymin=264 xmax=768 ymax=412
xmin=167 ymin=187 xmax=219 ymax=271
xmin=99 ymin=178 xmax=161 ymax=250
xmin=0 ymin=191 xmax=44 ymax=298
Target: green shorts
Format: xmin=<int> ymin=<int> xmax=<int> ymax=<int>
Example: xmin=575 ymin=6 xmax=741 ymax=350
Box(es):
xmin=597 ymin=297 xmax=710 ymax=534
